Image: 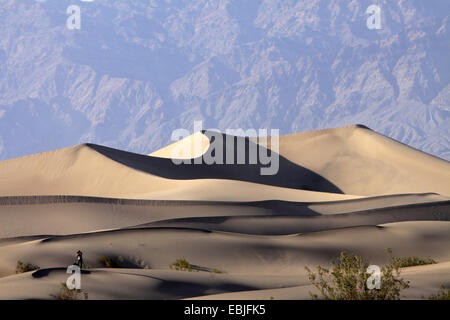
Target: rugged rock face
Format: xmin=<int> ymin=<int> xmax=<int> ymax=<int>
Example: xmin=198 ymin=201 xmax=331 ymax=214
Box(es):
xmin=0 ymin=0 xmax=448 ymax=160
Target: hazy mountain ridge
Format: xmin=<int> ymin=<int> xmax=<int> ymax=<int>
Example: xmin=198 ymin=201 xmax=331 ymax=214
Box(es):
xmin=0 ymin=0 xmax=448 ymax=160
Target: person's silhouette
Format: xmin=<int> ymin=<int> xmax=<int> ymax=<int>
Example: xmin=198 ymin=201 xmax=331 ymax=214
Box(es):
xmin=76 ymin=250 xmax=84 ymax=269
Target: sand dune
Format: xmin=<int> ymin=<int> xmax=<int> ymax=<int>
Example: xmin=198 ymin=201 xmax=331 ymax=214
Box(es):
xmin=0 ymin=268 xmax=304 ymax=300
xmin=0 ymin=142 xmax=357 ymax=201
xmin=1 ymin=125 xmax=448 ymax=200
xmin=0 ymin=194 xmax=357 ymax=238
xmin=267 ymin=125 xmax=450 ymax=196
xmin=2 ymin=262 xmax=447 ymax=300
xmin=0 ymin=193 xmax=447 ymax=238
xmin=190 ymin=262 xmax=450 ymax=300
xmin=0 ymin=221 xmax=449 ymax=278
xmin=0 ymin=125 xmax=449 ymax=299
xmin=145 ymin=200 xmax=450 ymax=235
xmin=0 ymin=221 xmax=448 ymax=299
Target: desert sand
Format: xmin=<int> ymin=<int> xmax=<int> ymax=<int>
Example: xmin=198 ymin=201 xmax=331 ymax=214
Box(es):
xmin=0 ymin=125 xmax=448 ymax=299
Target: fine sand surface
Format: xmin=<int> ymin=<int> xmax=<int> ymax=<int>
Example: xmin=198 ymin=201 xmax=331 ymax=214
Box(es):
xmin=0 ymin=125 xmax=449 ymax=299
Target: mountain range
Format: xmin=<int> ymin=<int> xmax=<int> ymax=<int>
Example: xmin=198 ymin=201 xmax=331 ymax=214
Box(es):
xmin=0 ymin=0 xmax=448 ymax=160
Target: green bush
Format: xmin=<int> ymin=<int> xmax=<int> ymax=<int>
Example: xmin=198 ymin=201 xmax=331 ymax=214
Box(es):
xmin=15 ymin=261 xmax=40 ymax=274
xmin=100 ymin=256 xmax=123 ymax=268
xmin=305 ymin=251 xmax=410 ymax=300
xmin=428 ymin=286 xmax=450 ymax=300
xmin=391 ymin=256 xmax=437 ymax=268
xmin=386 ymin=248 xmax=436 ymax=268
xmin=51 ymin=283 xmax=88 ymax=300
xmin=170 ymin=257 xmax=193 ymax=272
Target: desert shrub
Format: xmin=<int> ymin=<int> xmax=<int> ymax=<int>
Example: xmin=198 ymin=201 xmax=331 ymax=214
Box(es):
xmin=391 ymin=256 xmax=437 ymax=268
xmin=211 ymin=268 xmax=225 ymax=274
xmin=386 ymin=248 xmax=436 ymax=268
xmin=15 ymin=261 xmax=40 ymax=274
xmin=51 ymin=283 xmax=88 ymax=300
xmin=100 ymin=256 xmax=123 ymax=268
xmin=428 ymin=286 xmax=450 ymax=300
xmin=170 ymin=257 xmax=193 ymax=272
xmin=305 ymin=251 xmax=410 ymax=300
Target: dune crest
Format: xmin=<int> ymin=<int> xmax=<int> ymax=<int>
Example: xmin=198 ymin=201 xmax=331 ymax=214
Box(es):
xmin=149 ymin=131 xmax=210 ymax=159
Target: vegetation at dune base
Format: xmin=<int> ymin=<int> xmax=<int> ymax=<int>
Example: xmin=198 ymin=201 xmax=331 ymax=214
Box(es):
xmin=428 ymin=286 xmax=450 ymax=300
xmin=387 ymin=248 xmax=437 ymax=268
xmin=305 ymin=251 xmax=410 ymax=300
xmin=15 ymin=261 xmax=40 ymax=274
xmin=170 ymin=257 xmax=193 ymax=272
xmin=51 ymin=283 xmax=88 ymax=300
xmin=391 ymin=256 xmax=437 ymax=268
xmin=100 ymin=256 xmax=124 ymax=268
xmin=169 ymin=257 xmax=225 ymax=273
xmin=211 ymin=268 xmax=225 ymax=274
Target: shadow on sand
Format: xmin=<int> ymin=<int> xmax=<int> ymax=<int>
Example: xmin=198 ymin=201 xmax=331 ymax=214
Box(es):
xmin=87 ymin=131 xmax=343 ymax=194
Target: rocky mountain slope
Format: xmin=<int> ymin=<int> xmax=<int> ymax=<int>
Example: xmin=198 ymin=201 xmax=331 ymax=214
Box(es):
xmin=0 ymin=0 xmax=448 ymax=160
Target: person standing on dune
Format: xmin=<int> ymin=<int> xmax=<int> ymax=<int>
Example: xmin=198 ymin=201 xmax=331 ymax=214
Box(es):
xmin=76 ymin=250 xmax=84 ymax=269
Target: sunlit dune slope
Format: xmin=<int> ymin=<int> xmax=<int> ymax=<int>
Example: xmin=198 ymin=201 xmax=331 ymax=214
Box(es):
xmin=264 ymin=125 xmax=450 ymax=196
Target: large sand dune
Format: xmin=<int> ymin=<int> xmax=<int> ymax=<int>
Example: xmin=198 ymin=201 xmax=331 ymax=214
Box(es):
xmin=269 ymin=125 xmax=450 ymax=196
xmin=0 ymin=125 xmax=449 ymax=299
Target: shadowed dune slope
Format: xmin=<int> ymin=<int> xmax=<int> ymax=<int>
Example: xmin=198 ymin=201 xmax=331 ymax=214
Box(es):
xmin=0 ymin=193 xmax=447 ymax=238
xmin=0 ymin=221 xmax=449 ymax=278
xmin=149 ymin=125 xmax=450 ymax=196
xmin=0 ymin=141 xmax=358 ymax=200
xmin=143 ymin=200 xmax=450 ymax=235
xmin=0 ymin=268 xmax=306 ymax=300
xmin=0 ymin=196 xmax=322 ymax=238
xmin=0 ymin=143 xmax=357 ymax=201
